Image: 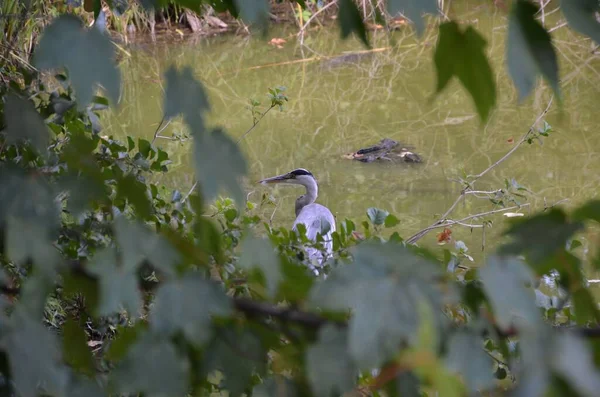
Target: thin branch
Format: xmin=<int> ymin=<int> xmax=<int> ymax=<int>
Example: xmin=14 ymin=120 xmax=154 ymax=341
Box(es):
xmin=407 ymin=204 xmax=529 ymax=238
xmin=470 ymin=96 xmax=553 ymax=182
xmin=406 ymin=96 xmax=554 ymax=245
xmin=236 ymin=104 xmax=275 ymax=145
xmin=150 ymin=115 xmax=172 ymax=145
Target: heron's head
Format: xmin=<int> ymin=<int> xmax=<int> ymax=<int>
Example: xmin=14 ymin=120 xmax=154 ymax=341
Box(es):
xmin=258 ymin=168 xmax=315 ymax=186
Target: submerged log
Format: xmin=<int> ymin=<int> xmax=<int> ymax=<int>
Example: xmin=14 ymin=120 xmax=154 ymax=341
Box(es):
xmin=343 ymin=138 xmax=422 ymax=163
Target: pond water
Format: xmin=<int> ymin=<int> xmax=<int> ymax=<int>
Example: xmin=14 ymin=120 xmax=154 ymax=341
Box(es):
xmin=101 ymin=1 xmax=600 ymax=270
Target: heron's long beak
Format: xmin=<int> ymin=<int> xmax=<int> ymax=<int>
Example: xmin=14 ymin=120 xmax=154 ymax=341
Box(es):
xmin=258 ymin=173 xmax=292 ymax=185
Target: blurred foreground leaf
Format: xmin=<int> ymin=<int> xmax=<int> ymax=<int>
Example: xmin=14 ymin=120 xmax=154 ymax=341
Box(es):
xmin=163 ymin=65 xmax=210 ymax=130
xmin=387 ymin=0 xmax=439 ymax=35
xmin=202 ymin=328 xmax=266 ymax=396
xmin=62 ymin=319 xmax=95 ymax=376
xmin=434 ymin=21 xmax=496 ymax=123
xmin=149 ymin=273 xmax=233 ymax=346
xmin=33 ymin=14 xmax=121 ymax=108
xmin=112 ymin=334 xmax=190 ymax=397
xmin=338 ymin=0 xmax=369 ymax=47
xmin=235 ymin=0 xmax=269 ymax=26
xmin=114 ymin=217 xmax=181 ymax=277
xmin=479 ymin=256 xmax=541 ymax=331
xmin=306 ymin=324 xmax=357 ymax=397
xmin=239 ymin=235 xmax=282 ymax=297
xmin=87 ymin=247 xmax=142 ymax=317
xmin=194 ymin=127 xmax=247 ymax=207
xmin=0 ymin=308 xmax=68 ymax=397
xmin=507 ymin=1 xmax=560 ymax=101
xmin=309 ymin=241 xmax=451 ymax=369
xmin=561 ymin=0 xmax=600 ymax=45
xmin=2 ymin=93 xmax=49 ymax=155
xmin=445 ymin=330 xmax=495 ymax=392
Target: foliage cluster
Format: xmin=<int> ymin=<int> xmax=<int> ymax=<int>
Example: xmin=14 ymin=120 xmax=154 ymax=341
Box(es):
xmin=2 ymin=1 xmax=600 ymax=397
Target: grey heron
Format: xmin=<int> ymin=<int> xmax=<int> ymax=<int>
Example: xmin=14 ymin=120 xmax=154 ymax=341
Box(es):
xmin=259 ymin=168 xmax=336 ymax=266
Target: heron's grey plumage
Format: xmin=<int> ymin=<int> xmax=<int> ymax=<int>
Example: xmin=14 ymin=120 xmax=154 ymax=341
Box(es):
xmin=259 ymin=168 xmax=336 ymax=266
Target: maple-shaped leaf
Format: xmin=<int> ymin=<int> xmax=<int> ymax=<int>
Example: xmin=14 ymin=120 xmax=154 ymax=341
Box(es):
xmin=33 ymin=14 xmax=120 ymax=109
xmin=0 ymin=308 xmax=69 ymax=397
xmin=113 ymin=216 xmax=181 ymax=277
xmin=149 ymin=273 xmax=233 ymax=345
xmin=111 ymin=333 xmax=190 ymax=397
xmin=238 ymin=234 xmax=282 ymax=297
xmin=2 ymin=93 xmax=50 ymax=155
xmin=194 ymin=127 xmax=247 ymax=207
xmin=163 ymin=65 xmax=210 ymax=131
xmin=87 ymin=247 xmax=142 ymax=317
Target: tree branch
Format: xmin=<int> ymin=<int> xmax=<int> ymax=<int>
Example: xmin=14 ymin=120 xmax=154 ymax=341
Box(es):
xmin=406 ymin=96 xmax=554 ymax=245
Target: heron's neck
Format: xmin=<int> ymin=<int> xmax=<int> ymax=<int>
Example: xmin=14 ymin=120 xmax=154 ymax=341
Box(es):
xmin=295 ymin=178 xmax=318 ymax=217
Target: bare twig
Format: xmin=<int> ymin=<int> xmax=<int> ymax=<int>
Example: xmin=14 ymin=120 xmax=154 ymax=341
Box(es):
xmin=236 ymin=105 xmax=275 ymax=144
xmin=297 ymin=0 xmax=338 ymax=45
xmin=469 ymin=96 xmax=553 ymax=182
xmin=150 ymin=115 xmax=172 ymax=145
xmin=406 ymin=96 xmax=554 ymax=245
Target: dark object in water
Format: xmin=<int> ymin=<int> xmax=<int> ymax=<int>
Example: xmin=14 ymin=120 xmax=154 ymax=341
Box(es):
xmin=343 ymin=138 xmax=422 ymax=163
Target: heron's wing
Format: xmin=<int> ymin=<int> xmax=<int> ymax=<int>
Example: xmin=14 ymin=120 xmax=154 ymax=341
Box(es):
xmin=292 ymin=204 xmax=336 ymax=241
xmin=292 ymin=204 xmax=336 ymax=265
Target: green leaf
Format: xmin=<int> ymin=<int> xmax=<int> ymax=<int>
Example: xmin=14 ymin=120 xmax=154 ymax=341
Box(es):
xmin=112 ymin=333 xmax=190 ymax=397
xmin=62 ymin=272 xmax=99 ymax=315
xmin=33 ymin=14 xmax=121 ymax=108
xmin=384 ymin=213 xmax=400 ymax=227
xmin=0 ymin=308 xmax=69 ymax=397
xmin=0 ymin=168 xmax=61 ymax=275
xmin=127 ymin=136 xmax=135 ymax=151
xmin=138 ymin=138 xmax=152 ymax=158
xmin=62 ymin=319 xmax=95 ymax=376
xmin=2 ymin=93 xmax=49 ymax=154
xmin=5 ymin=215 xmax=61 ymax=276
xmin=87 ymin=247 xmax=142 ymax=317
xmin=116 ymin=174 xmax=153 ymax=218
xmin=479 ymin=256 xmax=542 ymax=331
xmin=434 ymin=21 xmax=496 ymax=123
xmin=202 ymin=328 xmax=266 ymax=397
xmin=309 ymin=241 xmax=451 ymax=370
xmin=239 ymin=235 xmax=281 ymax=297
xmin=572 ymin=199 xmax=600 ymax=223
xmin=561 ymin=0 xmax=600 ymax=45
xmin=234 ymin=0 xmax=269 ymax=26
xmin=59 ymin=173 xmax=108 ymax=217
xmin=367 ymin=207 xmax=389 ymax=226
xmin=278 ymin=258 xmax=315 ymax=302
xmin=386 ymin=0 xmax=438 ymax=35
xmin=507 ymin=1 xmax=560 ymax=101
xmin=338 ymin=0 xmax=369 ymax=47
xmin=194 ymin=127 xmax=247 ymax=207
xmin=395 ymin=371 xmax=421 ymax=396
xmin=499 ymin=208 xmax=583 ymax=268
xmin=106 ymin=323 xmax=146 ymax=362
xmin=253 ymin=376 xmax=298 ymax=397
xmin=306 ymin=324 xmax=357 ymax=397
xmin=551 ymin=332 xmax=600 ymax=396
xmin=444 ymin=330 xmax=495 ymax=392
xmin=67 ymin=376 xmax=106 ymax=397
xmin=113 ymin=217 xmax=181 ymax=277
xmin=149 ymin=273 xmax=233 ymax=346
xmin=163 ymin=65 xmax=210 ymax=130
xmin=572 ymin=288 xmax=600 ymax=325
